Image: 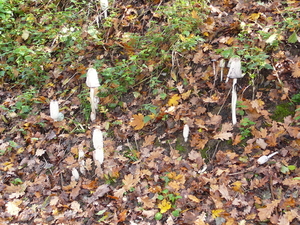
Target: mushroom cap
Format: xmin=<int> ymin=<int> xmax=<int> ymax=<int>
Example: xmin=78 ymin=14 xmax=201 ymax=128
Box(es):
xmin=86 ymin=68 xmax=100 ymax=87
xmin=50 ymin=100 xmax=59 ymax=121
xmin=227 ymin=57 xmax=243 ymax=79
xmin=219 ymin=58 xmax=225 ymax=68
xmin=257 ymin=155 xmax=269 ymax=164
xmin=93 ymin=128 xmax=104 ymax=150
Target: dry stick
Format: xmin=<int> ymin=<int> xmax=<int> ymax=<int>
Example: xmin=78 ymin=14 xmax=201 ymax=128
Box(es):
xmin=212 ymin=60 xmax=217 ymax=87
xmin=269 ymin=176 xmax=279 ymax=217
xmin=209 ymin=140 xmax=221 ymax=162
xmin=217 ymin=86 xmax=232 ymax=115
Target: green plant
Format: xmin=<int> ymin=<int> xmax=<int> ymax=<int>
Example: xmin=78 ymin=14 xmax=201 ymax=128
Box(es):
xmin=154 ymin=172 xmax=183 ymax=220
xmin=280 ymin=165 xmax=296 ymax=174
xmin=11 ymin=178 xmax=23 ymax=185
xmin=239 ymin=117 xmax=255 ymax=140
xmin=123 ymin=147 xmax=139 ymax=162
xmin=236 ymin=101 xmax=247 ymax=116
xmin=0 ymin=89 xmax=41 ymax=119
xmin=0 ymin=0 xmax=92 ymax=87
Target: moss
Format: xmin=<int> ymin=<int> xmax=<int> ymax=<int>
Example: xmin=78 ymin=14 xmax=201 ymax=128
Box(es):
xmin=175 ymin=137 xmax=187 ymax=154
xmin=271 ymin=102 xmax=295 ymax=122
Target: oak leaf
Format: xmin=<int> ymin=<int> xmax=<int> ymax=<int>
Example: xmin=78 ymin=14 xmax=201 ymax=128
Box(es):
xmin=256 ymin=138 xmax=268 ymax=149
xmin=188 ymin=150 xmax=202 ymax=161
xmin=168 ymin=94 xmax=181 ymax=106
xmin=292 ymin=61 xmax=300 ymax=78
xmin=123 ymin=174 xmax=139 ymax=191
xmin=218 ymin=184 xmax=232 ymax=201
xmin=140 ymin=196 xmax=155 ymax=208
xmin=181 ymin=90 xmax=191 ymax=100
xmin=257 ymin=199 xmax=280 ymax=221
xmin=130 ymin=114 xmax=145 ymax=130
xmin=142 ymin=135 xmax=156 ymax=147
xmin=213 ymin=132 xmax=232 ymax=140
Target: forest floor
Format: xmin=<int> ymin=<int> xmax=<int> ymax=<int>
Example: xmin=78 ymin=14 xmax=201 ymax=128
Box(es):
xmin=1 ymin=0 xmax=300 ymax=224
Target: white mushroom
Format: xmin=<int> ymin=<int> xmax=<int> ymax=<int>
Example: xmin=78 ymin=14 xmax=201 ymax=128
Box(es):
xmin=100 ymin=0 xmax=108 ymax=18
xmin=183 ymin=124 xmax=189 ymax=142
xmin=72 ymin=168 xmax=80 ymax=181
xmin=86 ymin=68 xmax=100 ymax=122
xmin=50 ymin=100 xmax=64 ymax=121
xmin=226 ymin=57 xmax=243 ymax=125
xmin=93 ymin=127 xmax=104 ymax=165
xmin=257 ymin=152 xmax=279 ymax=165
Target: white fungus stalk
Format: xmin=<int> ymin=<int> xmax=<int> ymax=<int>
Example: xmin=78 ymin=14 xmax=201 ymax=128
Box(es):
xmin=100 ymin=0 xmax=108 ymax=18
xmin=183 ymin=124 xmax=189 ymax=142
xmin=78 ymin=149 xmax=86 ymax=175
xmin=257 ymin=152 xmax=279 ymax=165
xmin=231 ymin=78 xmax=238 ymax=125
xmin=219 ymin=58 xmax=225 ymax=81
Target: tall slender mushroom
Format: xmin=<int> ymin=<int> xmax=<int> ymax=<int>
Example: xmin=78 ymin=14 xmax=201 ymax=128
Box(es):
xmin=86 ymin=68 xmax=100 ymax=122
xmin=183 ymin=124 xmax=189 ymax=142
xmin=226 ymin=57 xmax=243 ymax=125
xmin=50 ymin=100 xmax=64 ymax=121
xmin=100 ymin=0 xmax=108 ymax=18
xmin=93 ymin=127 xmax=104 ymax=165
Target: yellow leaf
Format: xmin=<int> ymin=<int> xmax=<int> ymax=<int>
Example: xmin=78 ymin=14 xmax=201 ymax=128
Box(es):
xmin=231 ymin=181 xmax=243 ymax=192
xmin=168 ymin=94 xmax=181 ymax=106
xmin=191 ymin=10 xmax=199 ymax=19
xmin=188 ymin=195 xmax=201 ymax=203
xmin=179 ymin=34 xmax=186 ymax=42
xmin=212 ymin=209 xmax=225 ymax=218
xmin=181 ymin=90 xmax=191 ymax=100
xmin=129 ymin=114 xmax=145 ymax=130
xmin=249 ymin=13 xmax=260 ymax=21
xmin=158 ymin=199 xmax=172 ymax=213
xmin=171 ymin=70 xmax=177 ymax=81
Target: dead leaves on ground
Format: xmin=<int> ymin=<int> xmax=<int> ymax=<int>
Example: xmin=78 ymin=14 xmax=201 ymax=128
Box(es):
xmin=1 ymin=0 xmax=300 ymax=224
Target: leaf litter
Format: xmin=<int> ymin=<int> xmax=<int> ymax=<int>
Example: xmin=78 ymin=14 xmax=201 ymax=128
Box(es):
xmin=1 ymin=0 xmax=300 ymax=224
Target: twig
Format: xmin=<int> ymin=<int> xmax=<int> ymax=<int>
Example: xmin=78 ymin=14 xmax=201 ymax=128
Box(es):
xmin=217 ymin=86 xmax=232 ymax=115
xmin=209 ymin=140 xmax=220 ymax=162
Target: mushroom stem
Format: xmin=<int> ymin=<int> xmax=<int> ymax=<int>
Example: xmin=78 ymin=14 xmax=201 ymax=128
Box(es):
xmin=231 ymin=78 xmax=237 ymax=125
xmin=90 ymin=87 xmax=97 ymax=121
